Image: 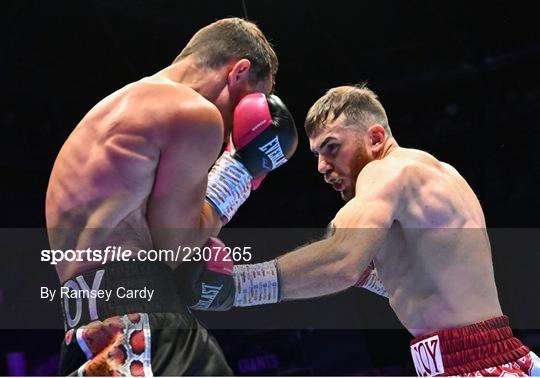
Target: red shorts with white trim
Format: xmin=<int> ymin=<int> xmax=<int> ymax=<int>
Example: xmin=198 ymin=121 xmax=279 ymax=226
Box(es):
xmin=410 ymin=316 xmax=540 ymax=376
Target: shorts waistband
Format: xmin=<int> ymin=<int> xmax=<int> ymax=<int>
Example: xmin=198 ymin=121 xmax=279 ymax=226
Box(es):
xmin=60 ymin=262 xmax=188 ymax=330
xmin=410 ymin=316 xmax=530 ymax=376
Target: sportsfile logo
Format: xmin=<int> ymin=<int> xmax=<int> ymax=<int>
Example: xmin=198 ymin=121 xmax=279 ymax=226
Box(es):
xmin=410 ymin=335 xmax=445 ymax=376
xmin=258 ymin=136 xmax=287 ymax=170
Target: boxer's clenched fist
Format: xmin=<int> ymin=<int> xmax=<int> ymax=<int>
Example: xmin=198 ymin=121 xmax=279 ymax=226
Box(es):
xmin=177 ymin=237 xmax=281 ymax=310
xmin=176 ymin=237 xmax=236 ymax=311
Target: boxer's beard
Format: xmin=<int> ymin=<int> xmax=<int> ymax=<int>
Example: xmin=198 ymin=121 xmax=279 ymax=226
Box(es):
xmin=342 ymin=143 xmax=371 ymax=202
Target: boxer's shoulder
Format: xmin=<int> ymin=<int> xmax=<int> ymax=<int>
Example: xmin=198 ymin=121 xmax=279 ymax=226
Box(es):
xmin=352 ymin=149 xmax=434 ymax=214
xmin=128 ymin=80 xmax=220 ymax=124
xmin=356 ymin=154 xmax=410 ymax=194
xmin=334 ymin=158 xmax=406 ymax=229
xmin=370 ymin=148 xmax=449 ymax=188
xmin=120 ymin=80 xmax=222 ymax=150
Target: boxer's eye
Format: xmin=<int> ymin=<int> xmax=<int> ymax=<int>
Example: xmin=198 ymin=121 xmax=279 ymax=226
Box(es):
xmin=327 ymin=144 xmax=339 ymax=154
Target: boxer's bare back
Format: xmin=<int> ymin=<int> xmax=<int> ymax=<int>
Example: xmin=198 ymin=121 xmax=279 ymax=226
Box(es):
xmin=46 ymin=74 xmax=224 ymax=282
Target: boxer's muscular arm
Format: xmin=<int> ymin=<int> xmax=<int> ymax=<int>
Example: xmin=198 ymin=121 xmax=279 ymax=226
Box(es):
xmin=147 ymin=88 xmax=224 ymax=250
xmin=278 ymin=161 xmax=404 ymax=299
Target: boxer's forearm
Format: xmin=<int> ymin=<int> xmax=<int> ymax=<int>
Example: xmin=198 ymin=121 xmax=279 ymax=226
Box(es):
xmin=182 ymin=200 xmax=223 ymax=251
xmin=277 ymin=237 xmax=371 ymax=300
xmin=199 ymin=200 xmax=223 ymax=237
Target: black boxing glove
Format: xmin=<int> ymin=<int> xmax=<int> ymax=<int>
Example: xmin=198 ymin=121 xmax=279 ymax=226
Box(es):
xmin=232 ymin=93 xmax=298 ymax=180
xmin=177 ymin=237 xmax=282 ymax=310
xmin=176 ymin=237 xmax=235 ymax=311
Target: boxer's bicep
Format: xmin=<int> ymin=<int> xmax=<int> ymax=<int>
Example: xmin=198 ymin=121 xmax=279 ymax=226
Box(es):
xmin=330 ymin=164 xmax=404 ymax=273
xmin=328 ymin=196 xmax=395 ymax=283
xmin=334 ymin=192 xmax=395 ymax=230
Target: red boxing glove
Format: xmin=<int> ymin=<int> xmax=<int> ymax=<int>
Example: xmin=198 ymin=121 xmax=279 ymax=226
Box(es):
xmin=231 ymin=93 xmax=273 ymax=147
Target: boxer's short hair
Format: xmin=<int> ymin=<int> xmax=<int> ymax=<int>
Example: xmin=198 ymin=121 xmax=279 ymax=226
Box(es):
xmin=174 ymin=18 xmax=278 ymax=84
xmin=305 ymin=85 xmax=391 ymax=137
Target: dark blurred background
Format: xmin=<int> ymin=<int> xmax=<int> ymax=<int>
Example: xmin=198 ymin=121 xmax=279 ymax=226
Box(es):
xmin=1 ymin=0 xmax=540 ymax=375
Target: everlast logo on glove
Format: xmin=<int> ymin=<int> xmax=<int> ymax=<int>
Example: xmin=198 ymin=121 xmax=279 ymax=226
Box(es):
xmin=191 ymin=282 xmax=224 ymax=310
xmin=410 ymin=335 xmax=444 ymax=376
xmin=228 ymin=93 xmax=298 ymax=180
xmin=258 ymin=136 xmax=287 ymax=170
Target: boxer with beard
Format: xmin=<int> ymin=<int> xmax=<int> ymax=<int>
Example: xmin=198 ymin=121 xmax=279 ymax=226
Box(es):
xmin=180 ymin=85 xmax=539 ymax=377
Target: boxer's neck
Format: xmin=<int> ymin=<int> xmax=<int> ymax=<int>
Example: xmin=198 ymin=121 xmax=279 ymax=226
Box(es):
xmin=378 ymin=138 xmax=399 ymax=160
xmin=156 ymin=58 xmax=230 ymax=102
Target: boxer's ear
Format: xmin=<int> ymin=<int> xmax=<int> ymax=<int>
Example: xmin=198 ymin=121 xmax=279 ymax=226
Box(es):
xmin=367 ymin=124 xmax=387 ymax=154
xmin=227 ymin=59 xmax=251 ymax=88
